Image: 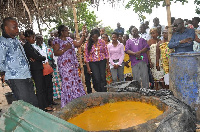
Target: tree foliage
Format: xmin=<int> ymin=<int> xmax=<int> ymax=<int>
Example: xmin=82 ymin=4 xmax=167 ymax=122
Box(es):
xmin=125 ymin=0 xmax=188 ymax=21
xmin=194 ymin=0 xmax=200 ymax=14
xmin=49 ymin=2 xmax=101 ymax=33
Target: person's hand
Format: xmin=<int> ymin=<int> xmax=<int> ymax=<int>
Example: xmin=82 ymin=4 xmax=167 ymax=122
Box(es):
xmin=124 ymin=61 xmax=130 ymax=68
xmin=180 ymin=38 xmax=193 ymax=44
xmin=114 ymin=64 xmax=119 ymax=69
xmin=156 ymin=66 xmax=160 ymax=71
xmin=107 ymin=64 xmax=110 ymax=70
xmin=63 ymin=43 xmax=72 ymax=52
xmin=30 ymin=58 xmax=35 ymax=62
xmin=135 ymin=51 xmax=141 ymax=56
xmin=87 ymin=67 xmax=92 ymax=74
xmin=149 ymin=62 xmax=153 ymax=69
xmin=1 ymin=75 xmax=5 ymax=83
xmin=135 ymin=51 xmax=141 ymax=59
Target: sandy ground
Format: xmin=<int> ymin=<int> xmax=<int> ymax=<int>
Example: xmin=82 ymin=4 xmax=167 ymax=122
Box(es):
xmin=0 ymin=81 xmax=62 ymax=117
xmin=0 ymin=81 xmax=12 ymax=116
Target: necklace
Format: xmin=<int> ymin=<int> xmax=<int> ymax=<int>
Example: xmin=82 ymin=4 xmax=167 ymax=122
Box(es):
xmin=132 ymin=37 xmax=140 ymax=45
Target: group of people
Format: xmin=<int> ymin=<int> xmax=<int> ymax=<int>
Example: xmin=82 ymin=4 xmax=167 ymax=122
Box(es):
xmin=0 ymin=16 xmax=200 ymax=110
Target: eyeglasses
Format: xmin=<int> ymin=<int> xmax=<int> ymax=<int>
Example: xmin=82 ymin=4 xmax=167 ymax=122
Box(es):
xmin=62 ymin=29 xmax=68 ymax=32
xmin=173 ymin=22 xmax=182 ymax=27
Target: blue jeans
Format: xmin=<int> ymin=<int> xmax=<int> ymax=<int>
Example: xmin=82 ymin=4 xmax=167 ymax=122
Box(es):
xmin=6 ymin=78 xmax=38 ymax=107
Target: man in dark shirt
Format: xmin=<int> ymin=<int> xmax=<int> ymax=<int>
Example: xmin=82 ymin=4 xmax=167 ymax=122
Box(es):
xmin=114 ymin=22 xmax=124 ymax=35
xmin=168 ymin=18 xmax=195 ymax=53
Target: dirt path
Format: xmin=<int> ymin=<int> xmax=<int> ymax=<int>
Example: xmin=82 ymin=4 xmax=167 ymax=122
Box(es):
xmin=0 ymin=81 xmax=62 ymax=117
xmin=0 ymin=81 xmax=12 ymax=116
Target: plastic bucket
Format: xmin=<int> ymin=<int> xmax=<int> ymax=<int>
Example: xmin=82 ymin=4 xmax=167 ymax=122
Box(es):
xmin=169 ymin=52 xmax=200 ymax=120
xmin=4 ymin=92 xmax=15 ymax=104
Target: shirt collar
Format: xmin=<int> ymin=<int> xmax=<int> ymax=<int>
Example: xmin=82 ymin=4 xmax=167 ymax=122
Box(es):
xmin=2 ymin=31 xmax=13 ymax=38
xmin=176 ymin=27 xmax=188 ymax=34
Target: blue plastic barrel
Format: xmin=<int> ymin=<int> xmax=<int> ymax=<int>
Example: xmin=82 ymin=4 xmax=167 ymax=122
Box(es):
xmin=169 ymin=52 xmax=200 ymax=120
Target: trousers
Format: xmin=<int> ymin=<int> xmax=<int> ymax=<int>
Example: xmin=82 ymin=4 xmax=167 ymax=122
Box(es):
xmin=6 ymin=78 xmax=38 ymax=107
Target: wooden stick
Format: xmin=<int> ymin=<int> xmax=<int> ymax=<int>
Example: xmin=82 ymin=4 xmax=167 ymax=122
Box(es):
xmin=165 ymin=0 xmax=172 ymax=41
xmin=72 ymin=4 xmax=86 ymax=92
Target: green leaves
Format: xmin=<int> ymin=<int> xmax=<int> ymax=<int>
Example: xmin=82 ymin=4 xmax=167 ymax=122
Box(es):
xmin=125 ymin=0 xmax=189 ymax=21
xmin=48 ymin=2 xmax=101 ymax=33
xmin=194 ymin=0 xmax=200 ymax=14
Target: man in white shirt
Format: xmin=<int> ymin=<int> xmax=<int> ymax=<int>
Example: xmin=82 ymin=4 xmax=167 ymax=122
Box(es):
xmin=139 ymin=23 xmax=151 ymax=41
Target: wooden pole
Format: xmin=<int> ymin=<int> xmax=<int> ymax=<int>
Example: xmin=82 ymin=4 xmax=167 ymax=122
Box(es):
xmin=165 ymin=0 xmax=172 ymax=41
xmin=72 ymin=4 xmax=86 ymax=92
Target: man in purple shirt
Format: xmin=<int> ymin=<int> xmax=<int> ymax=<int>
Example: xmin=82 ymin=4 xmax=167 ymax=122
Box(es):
xmin=125 ymin=27 xmax=150 ymax=88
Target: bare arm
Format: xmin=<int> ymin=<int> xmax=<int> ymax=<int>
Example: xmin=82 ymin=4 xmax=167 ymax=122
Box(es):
xmin=73 ymin=36 xmax=86 ymax=47
xmin=126 ymin=50 xmax=135 ymax=56
xmin=156 ymin=41 xmax=161 ymax=71
xmin=195 ymin=34 xmax=200 ymax=43
xmin=86 ymin=62 xmax=92 ymax=74
xmin=73 ymin=25 xmax=86 ymax=47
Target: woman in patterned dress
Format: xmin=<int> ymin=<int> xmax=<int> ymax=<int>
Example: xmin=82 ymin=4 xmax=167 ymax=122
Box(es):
xmin=102 ymin=34 xmax=112 ymax=85
xmin=47 ymin=38 xmax=62 ymax=99
xmin=156 ymin=29 xmax=173 ymax=89
xmin=147 ymin=28 xmax=165 ymax=90
xmin=53 ymin=25 xmax=86 ymax=108
xmin=122 ymin=34 xmax=133 ymax=81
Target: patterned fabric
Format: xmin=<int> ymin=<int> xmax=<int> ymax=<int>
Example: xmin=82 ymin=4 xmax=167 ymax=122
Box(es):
xmin=124 ymin=47 xmax=132 ymax=78
xmin=105 ymin=41 xmax=112 ymax=85
xmin=52 ymin=71 xmax=62 ymax=99
xmin=106 ymin=65 xmax=112 ymax=84
xmin=0 ymin=36 xmax=31 ymax=80
xmin=84 ymin=39 xmax=109 ymax=62
xmin=193 ymin=31 xmax=200 ymax=52
xmin=47 ymin=48 xmax=53 ymax=60
xmin=53 ymin=37 xmax=86 ymax=108
xmin=149 ymin=43 xmax=164 ymax=80
xmin=159 ymin=42 xmax=173 ymax=74
xmin=47 ymin=47 xmax=62 ymax=99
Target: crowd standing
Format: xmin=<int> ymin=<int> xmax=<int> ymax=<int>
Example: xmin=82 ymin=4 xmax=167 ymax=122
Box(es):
xmin=0 ymin=16 xmax=200 ymax=110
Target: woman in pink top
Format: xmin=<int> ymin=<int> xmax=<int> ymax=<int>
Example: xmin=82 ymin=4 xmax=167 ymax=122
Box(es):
xmin=84 ymin=28 xmax=109 ymax=92
xmin=107 ymin=32 xmax=125 ymax=82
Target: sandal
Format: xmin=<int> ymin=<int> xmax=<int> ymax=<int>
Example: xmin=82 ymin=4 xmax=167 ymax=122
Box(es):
xmin=45 ymin=107 xmax=53 ymax=111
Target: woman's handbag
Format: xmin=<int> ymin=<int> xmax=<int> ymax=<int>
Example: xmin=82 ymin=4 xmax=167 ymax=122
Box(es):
xmin=43 ymin=62 xmax=54 ymax=76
